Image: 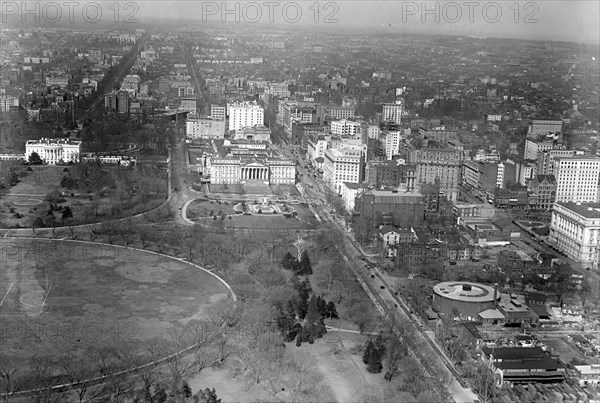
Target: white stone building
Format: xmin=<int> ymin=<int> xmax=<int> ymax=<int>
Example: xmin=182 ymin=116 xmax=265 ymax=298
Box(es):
xmin=549 ymin=202 xmax=600 ymax=265
xmin=228 ymin=101 xmax=264 ymax=131
xmin=25 ymin=138 xmax=81 ymax=164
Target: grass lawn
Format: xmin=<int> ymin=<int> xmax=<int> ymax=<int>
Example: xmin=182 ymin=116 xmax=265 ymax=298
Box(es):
xmin=0 ymin=164 xmax=167 ymax=228
xmin=0 ymin=239 xmax=232 ymax=365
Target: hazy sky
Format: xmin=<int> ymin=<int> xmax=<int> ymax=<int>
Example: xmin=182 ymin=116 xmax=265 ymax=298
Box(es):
xmin=142 ymin=0 xmax=599 ymax=44
xmin=3 ymin=1 xmax=598 ymax=44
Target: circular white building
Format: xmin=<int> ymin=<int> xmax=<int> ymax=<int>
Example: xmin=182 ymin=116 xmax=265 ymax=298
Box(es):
xmin=432 ymin=281 xmax=500 ymax=317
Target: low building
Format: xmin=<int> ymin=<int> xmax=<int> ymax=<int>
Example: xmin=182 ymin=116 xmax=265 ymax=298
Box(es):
xmin=432 ymin=282 xmax=500 ymax=317
xmin=482 ymin=346 xmax=566 ymax=384
xmin=494 ymin=183 xmax=530 ymax=209
xmin=497 ymin=294 xmax=539 ymax=326
xmin=379 ymin=225 xmax=415 ymax=257
xmin=233 ymin=125 xmax=271 ymax=142
xmin=478 ymin=309 xmax=506 ymax=326
xmin=574 ymin=365 xmax=600 ymax=386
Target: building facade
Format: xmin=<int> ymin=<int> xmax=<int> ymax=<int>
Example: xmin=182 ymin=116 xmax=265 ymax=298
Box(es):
xmin=355 ymin=189 xmax=424 ymax=228
xmin=414 ymin=148 xmax=462 ymax=202
xmin=25 ymin=138 xmax=81 ymax=164
xmin=528 ymin=175 xmax=557 ymax=210
xmin=186 ymin=116 xmax=226 ymax=139
xmin=210 ymin=157 xmax=295 ymax=185
xmin=553 ymin=157 xmax=600 ymax=203
xmin=549 ymin=202 xmax=600 ymax=265
xmin=228 ymin=101 xmax=264 ymax=131
xmin=323 ymin=147 xmax=363 ymax=194
xmin=382 ymin=102 xmax=402 ymax=124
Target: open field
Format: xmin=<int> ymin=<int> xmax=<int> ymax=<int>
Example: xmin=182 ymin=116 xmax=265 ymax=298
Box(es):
xmin=0 ymin=239 xmax=232 ymax=365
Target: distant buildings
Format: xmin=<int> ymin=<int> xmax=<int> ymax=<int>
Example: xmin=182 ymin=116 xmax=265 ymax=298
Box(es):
xmin=327 ymin=106 xmax=355 ymax=120
xmin=228 ymin=101 xmax=264 ymax=131
xmin=179 ymin=96 xmax=197 ymax=113
xmin=527 ymin=119 xmax=563 ymax=138
xmin=25 ymin=138 xmax=81 ymax=164
xmin=45 ymin=76 xmax=69 ymax=88
xmin=117 ymin=90 xmax=129 ymax=114
xmin=549 ymin=202 xmax=600 ymax=265
xmin=382 ymin=102 xmax=402 ymax=124
xmin=553 ymin=157 xmax=600 ymax=203
xmin=0 ymin=94 xmax=19 ymax=112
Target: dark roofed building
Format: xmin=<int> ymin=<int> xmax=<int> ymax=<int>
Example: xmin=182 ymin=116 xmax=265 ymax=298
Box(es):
xmin=355 ymin=189 xmax=424 ymax=228
xmin=482 ymin=346 xmax=566 ymax=384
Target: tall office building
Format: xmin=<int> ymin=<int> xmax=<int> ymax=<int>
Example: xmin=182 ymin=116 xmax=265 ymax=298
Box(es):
xmin=553 ymin=157 xmax=600 ymax=203
xmin=227 ymin=101 xmax=264 ymax=131
xmin=117 ymin=90 xmax=129 ymax=115
xmin=384 ymin=131 xmax=402 ymax=160
xmin=412 ymin=148 xmax=462 ymax=202
xmin=537 ymin=149 xmax=582 ymax=176
xmin=323 ymin=146 xmax=363 ymax=194
xmin=382 ymin=102 xmax=402 ymax=124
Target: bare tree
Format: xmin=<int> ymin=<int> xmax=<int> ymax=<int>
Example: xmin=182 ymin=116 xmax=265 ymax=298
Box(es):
xmin=27 ymin=356 xmax=66 ymax=403
xmin=116 ymin=220 xmax=135 ymax=247
xmin=59 ymin=355 xmax=100 ymax=403
xmin=0 ymin=355 xmax=26 ymax=402
xmin=136 ymin=225 xmax=153 ymax=248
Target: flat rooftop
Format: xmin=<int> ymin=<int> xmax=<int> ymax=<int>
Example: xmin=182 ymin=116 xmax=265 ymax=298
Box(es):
xmin=555 ymin=202 xmax=600 ymax=219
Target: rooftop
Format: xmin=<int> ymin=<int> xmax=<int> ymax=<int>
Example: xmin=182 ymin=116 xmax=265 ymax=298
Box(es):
xmin=433 ymin=282 xmax=499 ymax=303
xmin=555 ymin=202 xmax=600 ymax=219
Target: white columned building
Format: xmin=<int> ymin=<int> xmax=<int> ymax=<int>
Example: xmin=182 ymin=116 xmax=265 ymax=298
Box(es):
xmin=25 ymin=138 xmax=82 ymax=164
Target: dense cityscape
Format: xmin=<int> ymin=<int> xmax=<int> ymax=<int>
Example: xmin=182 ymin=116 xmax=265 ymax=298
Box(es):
xmin=0 ymin=4 xmax=599 ymax=403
